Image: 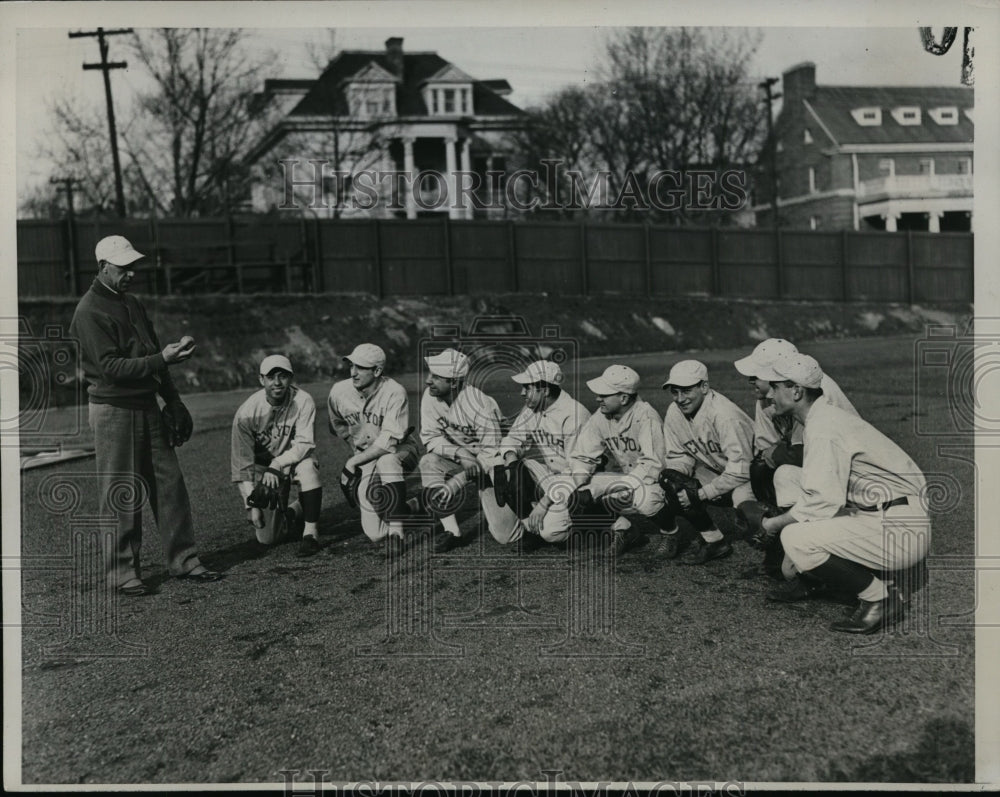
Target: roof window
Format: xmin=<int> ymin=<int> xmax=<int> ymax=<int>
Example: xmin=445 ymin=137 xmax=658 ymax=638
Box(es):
xmin=851 ymin=107 xmax=882 ymax=126
xmin=928 ymin=106 xmax=959 ymax=125
xmin=890 ymin=106 xmax=921 ymax=125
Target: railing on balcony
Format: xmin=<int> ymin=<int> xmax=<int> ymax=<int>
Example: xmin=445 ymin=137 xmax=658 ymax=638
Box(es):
xmin=858 ymin=173 xmax=973 ymax=199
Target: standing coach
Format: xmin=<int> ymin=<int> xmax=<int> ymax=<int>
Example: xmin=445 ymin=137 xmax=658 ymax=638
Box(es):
xmin=69 ymin=235 xmax=222 ymax=596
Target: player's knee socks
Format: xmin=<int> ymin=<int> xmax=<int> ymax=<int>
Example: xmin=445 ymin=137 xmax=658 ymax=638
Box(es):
xmin=509 ymin=462 xmax=539 ymax=519
xmin=300 ymin=488 xmax=321 ymax=524
xmin=699 ymin=529 xmax=724 ymax=544
xmin=378 ymin=481 xmax=410 ymax=522
xmin=683 ymin=505 xmax=715 ymax=532
xmin=749 ymin=458 xmax=778 ymax=505
xmin=649 ymin=505 xmax=679 ymax=534
xmin=440 ymin=515 xmax=461 ymax=535
xmin=807 ymin=554 xmax=876 ymax=597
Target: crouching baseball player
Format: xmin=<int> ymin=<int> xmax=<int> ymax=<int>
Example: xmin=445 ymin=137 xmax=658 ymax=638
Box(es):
xmin=418 ymin=348 xmax=518 ymax=553
xmin=658 ymin=360 xmax=755 ymax=565
xmin=231 ymin=355 xmax=322 ymax=557
xmin=569 ymin=365 xmax=675 ymax=556
xmin=734 ymin=338 xmax=858 ymax=577
xmin=327 ymin=343 xmax=420 ymax=556
xmin=494 ymin=360 xmax=590 ymax=550
xmin=754 ymin=353 xmax=929 ymax=634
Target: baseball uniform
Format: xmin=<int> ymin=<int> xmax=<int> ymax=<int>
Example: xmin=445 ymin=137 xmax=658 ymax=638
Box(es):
xmin=419 ymin=383 xmax=519 ymax=542
xmin=662 ymin=389 xmax=755 ymax=505
xmin=232 ymin=384 xmax=320 ymax=544
xmin=569 ymin=397 xmax=667 ymax=528
xmin=754 ymin=373 xmax=858 ymax=455
xmin=327 ymin=376 xmax=418 ymax=543
xmin=774 ymin=397 xmax=929 ymax=574
xmin=499 ymin=389 xmax=591 ymax=541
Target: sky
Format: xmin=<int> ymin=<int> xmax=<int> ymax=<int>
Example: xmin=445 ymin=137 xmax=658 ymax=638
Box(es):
xmin=13 ymin=22 xmax=972 ymax=199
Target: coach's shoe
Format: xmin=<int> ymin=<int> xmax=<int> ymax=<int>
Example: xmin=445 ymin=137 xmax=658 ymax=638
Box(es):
xmin=520 ymin=530 xmax=546 ymax=553
xmin=296 ymin=534 xmax=320 ymax=558
xmin=830 ymin=586 xmax=906 ymax=634
xmin=766 ymin=575 xmax=821 ymax=603
xmin=653 ymin=530 xmax=684 ymax=559
xmin=612 ymin=526 xmax=643 ymax=557
xmin=118 ymin=580 xmax=156 ymax=598
xmin=434 ymin=531 xmax=466 ymax=554
xmin=678 ymin=538 xmax=733 ymax=565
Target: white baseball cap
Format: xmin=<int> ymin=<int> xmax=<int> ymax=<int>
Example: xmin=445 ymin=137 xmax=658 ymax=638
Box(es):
xmin=259 ymin=354 xmax=294 ymax=376
xmin=734 ymin=338 xmax=798 ymax=377
xmin=425 ymin=348 xmax=470 ymax=379
xmin=756 ymin=352 xmax=824 ymax=389
xmin=343 ymin=343 xmax=386 ymax=369
xmin=587 ymin=364 xmax=639 ymax=395
xmin=95 ymin=235 xmax=145 ymax=267
xmin=512 ymin=360 xmax=563 ymax=386
xmin=662 ymin=360 xmax=708 ymax=389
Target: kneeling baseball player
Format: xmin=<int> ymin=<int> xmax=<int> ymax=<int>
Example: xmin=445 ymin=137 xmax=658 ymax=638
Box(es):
xmin=750 ymin=353 xmax=929 ymax=634
xmin=418 ymin=348 xmax=518 ymax=552
xmin=494 ymin=360 xmax=590 ymax=550
xmin=568 ymin=365 xmax=675 ymax=556
xmin=231 ymin=355 xmax=322 ymax=557
xmin=327 ymin=343 xmax=420 ymax=556
xmin=658 ymin=360 xmax=755 ymax=565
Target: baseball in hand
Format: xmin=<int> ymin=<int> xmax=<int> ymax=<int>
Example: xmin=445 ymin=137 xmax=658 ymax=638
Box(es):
xmin=180 ymin=335 xmax=195 ymax=349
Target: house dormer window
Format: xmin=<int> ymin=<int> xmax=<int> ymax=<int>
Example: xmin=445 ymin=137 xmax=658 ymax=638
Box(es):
xmin=890 ymin=106 xmax=921 ymax=125
xmin=928 ymin=106 xmax=959 ymax=125
xmin=423 ymin=84 xmax=473 ymax=116
xmin=803 ymin=128 xmax=813 ymax=144
xmin=348 ymin=84 xmax=396 ymax=118
xmin=851 ymin=107 xmax=882 ymax=126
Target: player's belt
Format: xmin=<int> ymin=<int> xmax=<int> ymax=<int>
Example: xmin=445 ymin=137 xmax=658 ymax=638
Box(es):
xmin=855 ymin=496 xmax=909 ymax=512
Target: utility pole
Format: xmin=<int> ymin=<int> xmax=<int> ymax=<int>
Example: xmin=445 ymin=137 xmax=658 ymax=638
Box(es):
xmin=759 ymin=77 xmax=782 ymax=227
xmin=69 ymin=27 xmax=133 ymax=218
xmin=50 ymin=176 xmax=81 ymax=293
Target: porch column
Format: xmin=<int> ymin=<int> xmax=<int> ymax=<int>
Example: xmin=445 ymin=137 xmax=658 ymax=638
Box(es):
xmin=403 ymin=137 xmax=417 ymax=220
xmin=460 ymin=138 xmax=473 ymax=219
xmin=928 ymin=210 xmax=943 ymax=233
xmin=445 ymin=135 xmax=458 ymax=220
xmin=883 ymin=212 xmax=899 ymax=233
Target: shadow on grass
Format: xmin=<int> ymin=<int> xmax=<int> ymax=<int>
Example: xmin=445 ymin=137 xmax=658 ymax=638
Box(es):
xmin=820 ymin=716 xmax=973 ymax=783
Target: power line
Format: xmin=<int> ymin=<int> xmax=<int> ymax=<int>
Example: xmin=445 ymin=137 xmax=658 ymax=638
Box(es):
xmin=69 ymin=27 xmax=133 ymax=218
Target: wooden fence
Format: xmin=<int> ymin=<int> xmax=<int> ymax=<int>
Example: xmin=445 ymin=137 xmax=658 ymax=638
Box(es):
xmin=16 ymin=216 xmax=974 ymax=302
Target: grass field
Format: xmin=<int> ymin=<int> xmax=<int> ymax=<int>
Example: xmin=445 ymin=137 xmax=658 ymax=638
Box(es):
xmin=16 ymin=335 xmax=976 ymax=786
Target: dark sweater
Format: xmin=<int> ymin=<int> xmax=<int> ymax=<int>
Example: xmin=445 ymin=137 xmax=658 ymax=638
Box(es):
xmin=69 ymin=278 xmax=181 ymax=409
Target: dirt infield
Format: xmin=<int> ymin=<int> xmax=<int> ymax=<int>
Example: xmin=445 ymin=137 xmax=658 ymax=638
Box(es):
xmin=16 ymin=336 xmax=975 ymax=786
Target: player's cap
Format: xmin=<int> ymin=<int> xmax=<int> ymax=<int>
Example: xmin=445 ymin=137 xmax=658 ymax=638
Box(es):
xmin=756 ymin=352 xmax=824 ymax=389
xmin=259 ymin=354 xmax=294 ymax=376
xmin=734 ymin=338 xmax=799 ymax=377
xmin=662 ymin=360 xmax=708 ymax=389
xmin=587 ymin=364 xmax=639 ymax=395
xmin=343 ymin=343 xmax=386 ymax=369
xmin=512 ymin=360 xmax=563 ymax=386
xmin=95 ymin=235 xmax=145 ymax=267
xmin=425 ymin=348 xmax=470 ymax=379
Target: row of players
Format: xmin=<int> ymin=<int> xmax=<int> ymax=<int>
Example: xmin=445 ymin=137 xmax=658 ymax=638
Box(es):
xmin=234 ymin=339 xmax=930 ymax=635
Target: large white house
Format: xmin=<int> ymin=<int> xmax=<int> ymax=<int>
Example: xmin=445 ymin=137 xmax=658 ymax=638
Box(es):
xmin=245 ymin=37 xmax=527 ymax=219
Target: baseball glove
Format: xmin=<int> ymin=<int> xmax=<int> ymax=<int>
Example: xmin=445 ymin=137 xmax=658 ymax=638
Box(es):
xmin=658 ymin=468 xmax=703 ymax=513
xmin=161 ymin=401 xmax=193 ymax=448
xmin=340 ymin=466 xmax=362 ymax=509
xmin=247 ymin=467 xmax=287 ymax=511
xmin=735 ymin=499 xmax=781 ymax=549
xmin=493 ymin=463 xmax=510 ymax=507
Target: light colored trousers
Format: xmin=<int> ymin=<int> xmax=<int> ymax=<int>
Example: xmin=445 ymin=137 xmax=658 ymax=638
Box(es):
xmin=358 ymin=441 xmax=420 ymax=543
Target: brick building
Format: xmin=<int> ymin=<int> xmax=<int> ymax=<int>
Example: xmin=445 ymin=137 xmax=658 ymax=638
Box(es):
xmin=754 ymin=62 xmax=973 ymax=232
xmin=246 ymin=37 xmax=526 ymax=219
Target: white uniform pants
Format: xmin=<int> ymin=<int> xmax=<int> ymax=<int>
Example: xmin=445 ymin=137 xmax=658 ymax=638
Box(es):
xmin=774 ymin=465 xmax=931 ymax=573
xmin=521 ymin=460 xmax=575 ymax=543
xmin=587 ymin=472 xmax=666 ymax=530
xmin=419 ymin=451 xmax=519 ymax=543
xmin=358 ymin=443 xmax=419 ymax=543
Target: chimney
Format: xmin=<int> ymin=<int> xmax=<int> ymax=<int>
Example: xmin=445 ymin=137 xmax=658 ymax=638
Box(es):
xmin=782 ymin=62 xmax=816 ymax=104
xmin=385 ymin=37 xmax=404 ymax=79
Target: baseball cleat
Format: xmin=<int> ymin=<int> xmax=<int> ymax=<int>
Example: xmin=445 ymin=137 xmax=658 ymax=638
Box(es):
xmin=612 ymin=527 xmax=643 ymax=557
xmin=296 ymin=535 xmax=320 ymax=558
xmin=830 ymin=586 xmax=905 ymax=634
xmin=653 ymin=531 xmax=683 ymax=559
xmin=678 ymin=539 xmax=733 ymax=565
xmin=433 ymin=531 xmax=466 ymax=554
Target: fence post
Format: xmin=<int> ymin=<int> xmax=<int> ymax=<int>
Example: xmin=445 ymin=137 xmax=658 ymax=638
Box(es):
xmin=372 ymin=219 xmax=383 ymax=299
xmin=906 ymin=228 xmax=915 ymax=304
xmin=580 ymin=219 xmax=589 ymax=296
xmin=710 ymin=226 xmax=720 ymax=296
xmin=644 ymin=222 xmax=652 ymax=296
xmin=841 ymin=229 xmax=850 ymax=302
xmin=443 ymin=215 xmax=454 ymax=295
xmin=507 ymin=220 xmax=519 ymax=292
xmin=774 ymin=227 xmax=784 ymax=299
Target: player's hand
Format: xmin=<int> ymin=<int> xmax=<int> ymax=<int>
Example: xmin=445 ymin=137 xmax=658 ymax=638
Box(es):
xmin=457 ymin=451 xmax=481 ymax=478
xmin=261 ymin=469 xmax=280 ymax=489
xmin=526 ymin=503 xmax=547 ymax=534
xmin=247 ymin=507 xmax=265 ymax=529
xmin=344 ymin=456 xmax=359 ymax=475
xmin=162 ymin=336 xmax=196 ymax=364
xmin=677 ymin=488 xmax=691 ymax=509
